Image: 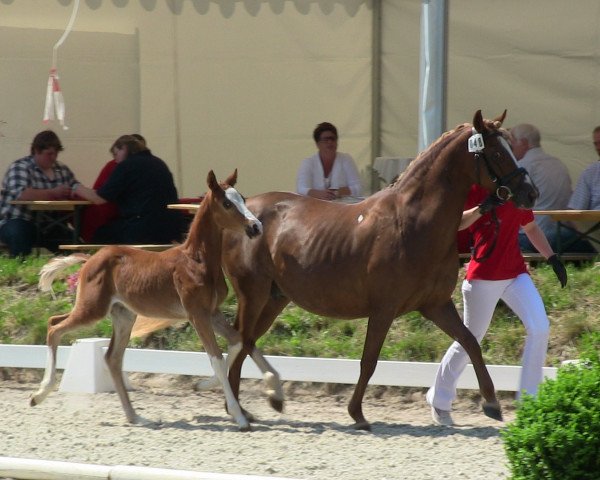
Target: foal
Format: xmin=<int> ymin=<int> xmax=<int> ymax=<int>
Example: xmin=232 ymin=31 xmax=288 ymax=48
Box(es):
xmin=30 ymin=170 xmax=262 ymax=431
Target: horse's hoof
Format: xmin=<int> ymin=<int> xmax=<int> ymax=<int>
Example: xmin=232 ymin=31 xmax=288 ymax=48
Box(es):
xmin=29 ymin=396 xmax=38 ymax=407
xmin=351 ymin=421 xmax=371 ymax=431
xmin=269 ymin=397 xmax=284 ymax=413
xmin=239 ymin=424 xmax=252 ymax=432
xmin=482 ymin=402 xmax=503 ymax=422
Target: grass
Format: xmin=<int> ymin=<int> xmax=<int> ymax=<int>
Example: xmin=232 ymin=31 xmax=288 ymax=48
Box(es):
xmin=0 ymin=254 xmax=598 ymax=366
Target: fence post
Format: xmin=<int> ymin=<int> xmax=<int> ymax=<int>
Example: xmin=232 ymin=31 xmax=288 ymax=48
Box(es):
xmin=59 ymin=338 xmax=130 ymax=393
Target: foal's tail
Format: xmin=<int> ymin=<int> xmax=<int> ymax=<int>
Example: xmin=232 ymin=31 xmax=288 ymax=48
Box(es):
xmin=38 ymin=253 xmax=90 ymax=293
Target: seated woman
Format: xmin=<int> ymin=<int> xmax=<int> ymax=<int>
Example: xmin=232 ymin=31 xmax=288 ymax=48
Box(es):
xmin=73 ymin=135 xmax=185 ymax=244
xmin=79 ymin=134 xmax=147 ymax=242
xmin=296 ymin=122 xmax=362 ymax=201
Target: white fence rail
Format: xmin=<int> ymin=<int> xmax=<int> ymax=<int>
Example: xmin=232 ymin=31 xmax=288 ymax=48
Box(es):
xmin=0 ymin=338 xmax=558 ymax=392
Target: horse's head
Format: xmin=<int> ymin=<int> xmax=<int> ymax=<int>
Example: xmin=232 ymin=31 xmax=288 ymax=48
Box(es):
xmin=206 ymin=169 xmax=263 ymax=238
xmin=470 ymin=110 xmax=538 ymax=208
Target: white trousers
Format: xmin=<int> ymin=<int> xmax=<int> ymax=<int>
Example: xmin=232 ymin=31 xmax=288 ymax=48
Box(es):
xmin=426 ymin=273 xmax=549 ymax=411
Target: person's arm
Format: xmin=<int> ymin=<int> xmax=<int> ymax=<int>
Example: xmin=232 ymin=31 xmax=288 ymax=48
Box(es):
xmin=458 ymin=194 xmax=505 ymax=230
xmin=297 ymin=157 xmax=336 ymax=200
xmin=568 ymin=172 xmax=591 ymax=209
xmin=17 ymin=185 xmax=72 ymax=200
xmin=340 ymin=155 xmax=362 ymax=197
xmin=71 ymin=183 xmax=107 ymax=205
xmin=523 ymin=220 xmax=567 ymax=287
xmin=522 ymin=220 xmax=554 ymax=258
xmin=459 ymin=206 xmax=481 ymax=230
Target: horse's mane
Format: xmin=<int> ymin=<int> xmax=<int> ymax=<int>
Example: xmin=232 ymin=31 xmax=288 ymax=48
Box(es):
xmin=387 ymin=118 xmax=509 ymax=189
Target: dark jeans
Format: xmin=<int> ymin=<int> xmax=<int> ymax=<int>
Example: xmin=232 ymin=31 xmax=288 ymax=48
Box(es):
xmin=518 ymin=230 xmax=596 ymax=254
xmin=0 ymin=218 xmax=73 ymax=257
xmin=0 ymin=218 xmax=36 ymax=257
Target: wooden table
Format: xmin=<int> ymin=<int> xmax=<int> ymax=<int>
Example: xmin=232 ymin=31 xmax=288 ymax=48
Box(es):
xmin=10 ymin=200 xmax=91 ymax=245
xmin=168 ymin=203 xmax=200 ymax=214
xmin=533 ymin=209 xmax=600 ymax=254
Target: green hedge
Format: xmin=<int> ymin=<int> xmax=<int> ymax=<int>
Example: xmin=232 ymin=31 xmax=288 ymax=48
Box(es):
xmin=501 ymin=332 xmax=600 ymax=479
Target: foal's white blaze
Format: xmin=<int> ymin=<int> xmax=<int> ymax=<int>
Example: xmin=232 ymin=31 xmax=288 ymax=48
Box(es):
xmin=225 ymin=187 xmax=263 ymax=233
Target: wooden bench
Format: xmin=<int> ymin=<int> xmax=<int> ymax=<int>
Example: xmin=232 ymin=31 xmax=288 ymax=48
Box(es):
xmin=59 ymin=244 xmax=174 ymax=252
xmin=458 ymin=252 xmax=598 ymax=263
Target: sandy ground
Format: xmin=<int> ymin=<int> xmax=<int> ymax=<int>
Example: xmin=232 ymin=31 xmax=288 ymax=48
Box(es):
xmin=0 ymin=369 xmax=516 ymax=480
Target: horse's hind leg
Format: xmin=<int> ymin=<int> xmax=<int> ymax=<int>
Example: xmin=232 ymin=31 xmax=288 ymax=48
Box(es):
xmin=106 ymin=303 xmax=139 ymax=424
xmin=30 ymin=313 xmax=69 ymax=406
xmin=348 ymin=312 xmax=395 ymax=431
xmin=422 ymin=300 xmax=501 ymax=421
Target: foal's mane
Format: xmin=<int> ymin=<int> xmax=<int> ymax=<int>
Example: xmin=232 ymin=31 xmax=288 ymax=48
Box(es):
xmin=181 ymin=179 xmax=233 ymax=251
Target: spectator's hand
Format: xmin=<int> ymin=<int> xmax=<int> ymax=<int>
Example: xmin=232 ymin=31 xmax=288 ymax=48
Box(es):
xmin=478 ymin=194 xmax=505 ymax=214
xmin=51 ymin=184 xmax=72 ymax=200
xmin=311 ymin=189 xmax=337 ymax=201
xmin=547 ymin=254 xmax=567 ymax=288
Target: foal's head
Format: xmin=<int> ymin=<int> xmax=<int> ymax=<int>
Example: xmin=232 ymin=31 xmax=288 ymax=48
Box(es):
xmin=206 ymin=169 xmax=262 ymax=238
xmin=470 ymin=110 xmax=538 ymax=209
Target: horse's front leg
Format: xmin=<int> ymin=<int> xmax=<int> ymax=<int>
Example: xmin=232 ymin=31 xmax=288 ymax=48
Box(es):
xmin=30 ymin=313 xmax=69 ymax=406
xmin=188 ymin=309 xmax=250 ymax=431
xmin=348 ymin=311 xmax=395 ymax=431
xmin=195 ymin=311 xmax=243 ymax=391
xmin=421 ymin=300 xmax=502 ymax=421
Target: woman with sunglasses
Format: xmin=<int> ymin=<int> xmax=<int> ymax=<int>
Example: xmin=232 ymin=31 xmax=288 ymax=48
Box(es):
xmin=296 ymin=122 xmax=362 ymax=201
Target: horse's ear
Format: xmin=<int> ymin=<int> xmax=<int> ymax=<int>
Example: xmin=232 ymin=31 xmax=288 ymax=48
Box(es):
xmin=225 ymin=169 xmax=238 ymax=188
xmin=472 ymin=110 xmax=484 ymax=132
xmin=207 ymin=170 xmax=221 ymax=195
xmin=492 ymin=110 xmax=507 ymax=128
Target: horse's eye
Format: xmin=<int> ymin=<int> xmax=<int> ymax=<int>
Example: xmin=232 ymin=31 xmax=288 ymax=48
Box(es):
xmin=223 ymin=199 xmax=233 ymax=209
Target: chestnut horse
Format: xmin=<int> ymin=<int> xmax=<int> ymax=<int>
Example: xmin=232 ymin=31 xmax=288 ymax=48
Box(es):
xmin=220 ymin=110 xmax=537 ymax=430
xmin=31 ymin=170 xmax=262 ymax=431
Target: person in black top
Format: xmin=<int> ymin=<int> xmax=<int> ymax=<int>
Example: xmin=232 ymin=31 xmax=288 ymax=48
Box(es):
xmin=73 ymin=135 xmax=184 ymax=244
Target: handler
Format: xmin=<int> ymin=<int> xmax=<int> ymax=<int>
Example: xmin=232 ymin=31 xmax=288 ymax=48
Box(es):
xmin=426 ymin=185 xmax=567 ymax=426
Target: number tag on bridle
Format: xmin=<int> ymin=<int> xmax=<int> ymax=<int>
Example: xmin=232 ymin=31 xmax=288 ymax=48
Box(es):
xmin=468 ymin=133 xmax=485 ymax=153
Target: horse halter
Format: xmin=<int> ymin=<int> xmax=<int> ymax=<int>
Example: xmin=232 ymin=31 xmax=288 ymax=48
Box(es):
xmin=469 ymin=130 xmax=529 ymax=200
xmin=468 ymin=129 xmax=532 ymax=263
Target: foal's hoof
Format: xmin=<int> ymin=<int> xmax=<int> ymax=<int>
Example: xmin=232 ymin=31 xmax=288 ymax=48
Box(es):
xmin=269 ymin=397 xmax=284 ymax=413
xmin=29 ymin=396 xmax=38 ymax=407
xmin=239 ymin=423 xmax=252 ymax=433
xmin=351 ymin=420 xmax=371 ymax=431
xmin=482 ymin=401 xmax=503 ymax=422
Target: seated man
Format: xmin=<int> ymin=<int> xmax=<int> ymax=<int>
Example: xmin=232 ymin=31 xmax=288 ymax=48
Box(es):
xmin=510 ymin=123 xmax=594 ymax=253
xmin=566 ymin=125 xmax=600 ymax=252
xmin=0 ymin=130 xmax=80 ymax=257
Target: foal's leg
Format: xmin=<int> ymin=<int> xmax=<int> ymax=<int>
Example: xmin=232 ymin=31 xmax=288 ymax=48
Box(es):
xmin=106 ymin=303 xmax=139 ymax=424
xmin=194 ymin=311 xmax=244 ymax=391
xmin=421 ymin=300 xmax=501 ymax=421
xmin=30 ymin=313 xmax=69 ymax=406
xmin=198 ymin=308 xmax=286 ymax=413
xmin=188 ymin=308 xmax=250 ymax=431
xmin=348 ymin=311 xmax=395 ymax=431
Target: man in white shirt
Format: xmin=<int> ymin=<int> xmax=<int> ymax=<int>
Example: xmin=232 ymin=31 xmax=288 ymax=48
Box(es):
xmin=511 ymin=124 xmax=594 ymax=253
xmin=568 ymin=126 xmax=600 ymax=211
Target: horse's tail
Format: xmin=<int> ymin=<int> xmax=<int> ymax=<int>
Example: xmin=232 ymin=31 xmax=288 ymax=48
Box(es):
xmin=130 ymin=316 xmax=183 ymax=338
xmin=38 ymin=253 xmax=90 ymax=293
